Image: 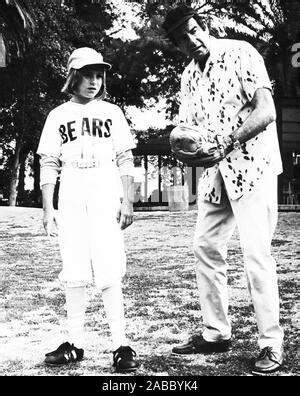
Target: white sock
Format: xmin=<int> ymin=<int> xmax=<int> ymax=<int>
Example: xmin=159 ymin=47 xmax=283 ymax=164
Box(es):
xmin=102 ymin=283 xmax=127 ymax=350
xmin=65 ymin=286 xmax=86 ymax=349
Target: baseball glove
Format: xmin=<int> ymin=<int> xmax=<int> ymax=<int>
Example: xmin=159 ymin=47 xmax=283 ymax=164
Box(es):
xmin=169 ymin=124 xmax=231 ymax=167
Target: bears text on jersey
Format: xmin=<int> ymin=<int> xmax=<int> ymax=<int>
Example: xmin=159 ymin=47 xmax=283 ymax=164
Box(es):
xmin=59 ymin=118 xmax=112 ymax=144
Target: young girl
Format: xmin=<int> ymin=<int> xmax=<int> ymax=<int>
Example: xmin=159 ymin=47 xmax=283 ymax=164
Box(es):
xmin=37 ymin=47 xmax=138 ymax=373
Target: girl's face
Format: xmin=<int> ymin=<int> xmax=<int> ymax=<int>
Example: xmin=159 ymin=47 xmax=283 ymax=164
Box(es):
xmin=74 ymin=66 xmax=104 ymax=103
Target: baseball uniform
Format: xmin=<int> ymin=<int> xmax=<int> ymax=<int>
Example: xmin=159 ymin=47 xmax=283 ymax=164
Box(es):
xmin=37 ymin=98 xmax=136 ymax=290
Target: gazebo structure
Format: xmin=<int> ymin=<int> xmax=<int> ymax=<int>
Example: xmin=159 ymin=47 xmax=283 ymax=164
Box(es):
xmin=132 ymin=136 xmax=202 ymax=211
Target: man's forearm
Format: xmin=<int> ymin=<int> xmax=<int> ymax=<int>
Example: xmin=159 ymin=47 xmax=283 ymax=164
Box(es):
xmin=233 ymin=88 xmax=276 ymax=144
xmin=121 ymin=175 xmax=134 ymax=203
xmin=233 ymin=108 xmax=275 ymax=144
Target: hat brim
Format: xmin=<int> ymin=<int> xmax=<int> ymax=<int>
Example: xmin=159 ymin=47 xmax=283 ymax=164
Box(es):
xmin=72 ymin=61 xmax=111 ymax=71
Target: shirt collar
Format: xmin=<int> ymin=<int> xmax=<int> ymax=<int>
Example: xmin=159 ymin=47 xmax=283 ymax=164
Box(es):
xmin=208 ymin=37 xmax=222 ymax=63
xmin=192 ymin=37 xmax=223 ymax=76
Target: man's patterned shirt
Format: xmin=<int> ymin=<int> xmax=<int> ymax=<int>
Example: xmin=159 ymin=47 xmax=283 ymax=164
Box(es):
xmin=179 ymin=38 xmax=282 ymax=203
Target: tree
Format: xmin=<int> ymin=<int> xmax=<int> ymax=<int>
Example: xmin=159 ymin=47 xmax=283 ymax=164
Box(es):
xmin=2 ymin=1 xmax=297 ymax=207
xmin=0 ymin=0 xmax=70 ymax=205
xmin=180 ymin=0 xmax=299 ymax=99
xmin=0 ymin=0 xmax=134 ymax=206
xmin=195 ymin=0 xmax=300 ymax=197
xmin=113 ymin=1 xmax=300 ymax=140
xmin=0 ymin=0 xmax=35 ymax=205
xmin=0 ymin=0 xmax=35 ymax=63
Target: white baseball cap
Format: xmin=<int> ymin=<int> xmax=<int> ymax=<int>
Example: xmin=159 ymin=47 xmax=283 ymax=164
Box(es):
xmin=67 ymin=47 xmax=111 ymax=73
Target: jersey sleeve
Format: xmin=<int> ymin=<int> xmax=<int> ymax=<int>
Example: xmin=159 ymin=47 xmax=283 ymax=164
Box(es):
xmin=239 ymin=42 xmax=272 ymax=103
xmin=39 ymin=155 xmax=60 ymax=186
xmin=110 ymin=105 xmax=136 ymax=154
xmin=116 ymin=149 xmax=134 ymax=177
xmin=37 ymin=110 xmax=62 ymax=158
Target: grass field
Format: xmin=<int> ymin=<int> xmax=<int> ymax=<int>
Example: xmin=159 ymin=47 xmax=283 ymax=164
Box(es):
xmin=0 ymin=207 xmax=298 ymax=376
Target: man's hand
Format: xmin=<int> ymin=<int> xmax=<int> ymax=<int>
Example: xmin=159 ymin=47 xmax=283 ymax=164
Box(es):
xmin=200 ymin=135 xmax=233 ymax=168
xmin=116 ymin=200 xmax=134 ymax=230
xmin=43 ymin=208 xmax=58 ymax=237
xmin=170 ymin=124 xmax=233 ymax=168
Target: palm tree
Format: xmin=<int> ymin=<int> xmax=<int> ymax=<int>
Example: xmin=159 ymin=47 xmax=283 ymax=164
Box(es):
xmin=0 ymin=0 xmax=35 ymax=206
xmin=196 ymin=0 xmax=300 ymax=97
xmin=0 ymin=0 xmax=35 ymax=65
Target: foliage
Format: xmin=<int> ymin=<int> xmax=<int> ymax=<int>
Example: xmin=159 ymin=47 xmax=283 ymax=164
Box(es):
xmin=0 ymin=0 xmax=71 ymax=156
xmin=195 ymin=0 xmax=300 ymax=95
xmin=0 ymin=0 xmax=35 ymax=59
xmin=0 ymin=0 xmax=299 ymax=204
xmin=134 ymin=125 xmax=174 ymax=144
xmin=0 ymin=0 xmax=131 ymax=203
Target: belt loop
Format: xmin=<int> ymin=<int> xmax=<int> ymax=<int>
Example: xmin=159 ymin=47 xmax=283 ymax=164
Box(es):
xmin=62 ymin=160 xmax=102 ymax=168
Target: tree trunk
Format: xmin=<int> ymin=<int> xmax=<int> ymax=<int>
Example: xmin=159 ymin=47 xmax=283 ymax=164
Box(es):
xmin=17 ymin=149 xmax=27 ymax=204
xmin=33 ymin=152 xmax=42 ymax=207
xmin=8 ymin=138 xmax=22 ymax=206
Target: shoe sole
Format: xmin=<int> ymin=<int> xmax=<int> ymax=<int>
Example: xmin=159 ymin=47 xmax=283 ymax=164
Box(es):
xmin=171 ymin=349 xmax=231 ymax=356
xmin=44 ymin=359 xmax=83 ymax=367
xmin=171 ymin=351 xmax=199 ymax=357
xmin=251 ymin=365 xmax=282 ymax=376
xmin=113 ymin=367 xmax=138 ymax=373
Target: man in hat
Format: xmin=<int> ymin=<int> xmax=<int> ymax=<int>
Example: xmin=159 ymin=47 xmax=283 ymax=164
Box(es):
xmin=162 ymin=5 xmax=284 ymax=375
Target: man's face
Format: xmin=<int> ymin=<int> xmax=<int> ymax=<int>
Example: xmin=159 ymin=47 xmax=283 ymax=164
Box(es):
xmin=171 ymin=17 xmax=210 ymax=62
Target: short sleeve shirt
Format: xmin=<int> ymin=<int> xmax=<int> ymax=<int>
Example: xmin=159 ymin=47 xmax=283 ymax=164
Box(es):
xmin=180 ymin=38 xmax=282 ymax=203
xmin=37 ymin=99 xmax=136 ymax=164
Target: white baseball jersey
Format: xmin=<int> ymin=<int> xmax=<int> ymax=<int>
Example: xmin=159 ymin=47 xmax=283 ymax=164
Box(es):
xmin=38 ymin=99 xmax=135 ymax=171
xmin=37 ymin=99 xmax=136 ymax=289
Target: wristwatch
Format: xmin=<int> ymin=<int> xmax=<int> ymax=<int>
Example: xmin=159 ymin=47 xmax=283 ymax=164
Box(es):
xmin=229 ymin=134 xmax=242 ymax=151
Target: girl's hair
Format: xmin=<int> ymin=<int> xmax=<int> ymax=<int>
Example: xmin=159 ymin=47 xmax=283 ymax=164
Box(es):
xmin=61 ymin=68 xmax=107 ymax=99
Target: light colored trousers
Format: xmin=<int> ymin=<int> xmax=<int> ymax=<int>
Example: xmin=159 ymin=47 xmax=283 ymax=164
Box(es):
xmin=194 ymin=172 xmax=284 ymax=351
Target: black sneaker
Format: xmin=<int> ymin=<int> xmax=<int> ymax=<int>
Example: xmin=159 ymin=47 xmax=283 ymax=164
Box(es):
xmin=113 ymin=346 xmax=139 ymax=373
xmin=172 ymin=334 xmax=231 ymax=355
xmin=252 ymin=347 xmax=283 ymax=376
xmin=44 ymin=342 xmax=84 ymax=366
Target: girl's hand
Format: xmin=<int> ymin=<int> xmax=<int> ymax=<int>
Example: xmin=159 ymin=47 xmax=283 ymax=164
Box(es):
xmin=116 ymin=200 xmax=133 ymax=230
xmin=43 ymin=208 xmax=58 ymax=237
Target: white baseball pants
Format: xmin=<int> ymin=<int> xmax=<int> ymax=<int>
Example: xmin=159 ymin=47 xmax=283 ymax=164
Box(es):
xmin=57 ymin=166 xmax=126 ymax=290
xmin=193 ymin=171 xmax=284 ymax=351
